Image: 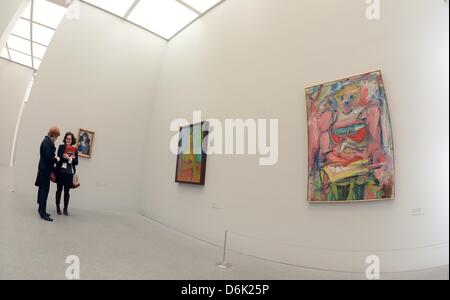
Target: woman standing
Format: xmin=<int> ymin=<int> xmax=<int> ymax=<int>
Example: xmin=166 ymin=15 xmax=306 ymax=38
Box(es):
xmin=55 ymin=132 xmax=79 ymax=216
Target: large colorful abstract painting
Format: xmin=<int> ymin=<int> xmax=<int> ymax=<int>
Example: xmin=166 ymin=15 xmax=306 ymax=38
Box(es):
xmin=175 ymin=122 xmax=209 ymax=185
xmin=306 ymin=71 xmax=395 ymax=202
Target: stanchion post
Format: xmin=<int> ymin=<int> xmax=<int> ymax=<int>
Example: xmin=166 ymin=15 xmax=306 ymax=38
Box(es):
xmin=216 ymin=230 xmax=232 ymax=268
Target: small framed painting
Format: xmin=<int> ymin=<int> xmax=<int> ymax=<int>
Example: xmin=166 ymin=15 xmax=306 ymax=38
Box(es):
xmin=77 ymin=128 xmax=95 ymax=159
xmin=175 ymin=122 xmax=209 ymax=186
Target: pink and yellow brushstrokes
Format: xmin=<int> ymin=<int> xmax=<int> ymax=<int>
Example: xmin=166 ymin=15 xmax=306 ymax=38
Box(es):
xmin=176 ymin=123 xmax=206 ymax=185
xmin=306 ymin=71 xmax=395 ymax=202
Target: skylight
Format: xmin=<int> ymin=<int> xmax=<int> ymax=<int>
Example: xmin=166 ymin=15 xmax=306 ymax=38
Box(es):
xmin=33 ymin=0 xmax=67 ymax=28
xmin=1 ymin=0 xmax=68 ymax=70
xmin=83 ymin=0 xmax=136 ymax=17
xmin=181 ymin=0 xmax=222 ymax=13
xmin=127 ymin=0 xmax=198 ymax=40
xmin=0 ymin=48 xmax=8 ymax=59
xmin=10 ymin=19 xmax=30 ymax=39
xmin=1 ymin=0 xmax=226 ymax=69
xmin=82 ymin=0 xmax=226 ymax=40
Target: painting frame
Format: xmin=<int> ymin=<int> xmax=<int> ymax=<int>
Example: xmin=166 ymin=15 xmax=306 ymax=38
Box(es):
xmin=305 ymin=70 xmax=395 ymax=203
xmin=77 ymin=128 xmax=95 ymax=159
xmin=175 ymin=121 xmax=209 ymax=186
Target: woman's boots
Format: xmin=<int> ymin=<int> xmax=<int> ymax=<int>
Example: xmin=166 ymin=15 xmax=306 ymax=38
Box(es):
xmin=56 ymin=204 xmax=68 ymax=216
xmin=57 ymin=193 xmax=70 ymax=216
xmin=63 ymin=194 xmax=69 ymax=216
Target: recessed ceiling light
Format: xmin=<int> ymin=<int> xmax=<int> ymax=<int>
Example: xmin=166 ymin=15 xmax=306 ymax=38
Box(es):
xmin=127 ymin=0 xmax=199 ymax=39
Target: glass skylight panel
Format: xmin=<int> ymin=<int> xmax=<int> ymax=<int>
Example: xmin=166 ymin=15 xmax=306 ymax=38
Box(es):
xmin=9 ymin=49 xmax=32 ymax=67
xmin=83 ymin=0 xmax=136 ymax=17
xmin=1 ymin=48 xmax=9 ymax=59
xmin=32 ymin=24 xmax=55 ymax=46
xmin=127 ymin=0 xmax=199 ymax=39
xmin=33 ymin=0 xmax=67 ymax=28
xmin=21 ymin=2 xmax=31 ymax=19
xmin=32 ymin=43 xmax=47 ymax=59
xmin=33 ymin=57 xmax=42 ymax=69
xmin=181 ymin=0 xmax=222 ymax=13
xmin=2 ymin=0 xmax=68 ymax=70
xmin=7 ymin=35 xmax=31 ymax=55
xmin=11 ymin=19 xmax=31 ymax=39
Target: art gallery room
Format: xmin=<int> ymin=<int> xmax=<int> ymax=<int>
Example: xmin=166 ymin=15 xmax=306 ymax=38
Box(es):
xmin=0 ymin=0 xmax=448 ymax=282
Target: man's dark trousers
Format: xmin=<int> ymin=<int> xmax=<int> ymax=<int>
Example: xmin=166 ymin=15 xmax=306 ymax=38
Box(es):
xmin=36 ymin=171 xmax=51 ymax=216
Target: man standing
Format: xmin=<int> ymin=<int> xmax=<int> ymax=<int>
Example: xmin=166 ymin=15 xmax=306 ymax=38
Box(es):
xmin=35 ymin=126 xmax=61 ymax=222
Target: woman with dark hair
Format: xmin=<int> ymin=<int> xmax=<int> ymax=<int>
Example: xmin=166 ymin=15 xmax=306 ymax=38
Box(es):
xmin=55 ymin=132 xmax=79 ymax=216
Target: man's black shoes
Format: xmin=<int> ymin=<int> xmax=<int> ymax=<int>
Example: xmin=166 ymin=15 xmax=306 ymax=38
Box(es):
xmin=40 ymin=214 xmax=53 ymax=222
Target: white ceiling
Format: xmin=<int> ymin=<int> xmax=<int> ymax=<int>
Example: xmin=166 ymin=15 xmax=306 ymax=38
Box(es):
xmin=1 ymin=0 xmax=226 ymax=70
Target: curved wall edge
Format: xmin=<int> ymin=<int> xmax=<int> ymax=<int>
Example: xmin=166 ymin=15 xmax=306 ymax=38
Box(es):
xmin=142 ymin=213 xmax=449 ymax=273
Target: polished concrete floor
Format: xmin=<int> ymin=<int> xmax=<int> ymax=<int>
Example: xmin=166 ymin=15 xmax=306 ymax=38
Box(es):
xmin=0 ymin=169 xmax=448 ymax=280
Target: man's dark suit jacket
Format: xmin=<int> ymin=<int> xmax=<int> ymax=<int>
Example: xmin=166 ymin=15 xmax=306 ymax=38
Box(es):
xmin=35 ymin=136 xmax=57 ymax=187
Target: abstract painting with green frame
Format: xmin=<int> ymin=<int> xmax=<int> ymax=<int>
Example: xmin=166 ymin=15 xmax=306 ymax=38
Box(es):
xmin=175 ymin=122 xmax=209 ymax=186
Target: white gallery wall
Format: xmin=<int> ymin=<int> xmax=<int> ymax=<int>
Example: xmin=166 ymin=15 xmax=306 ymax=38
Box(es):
xmin=0 ymin=0 xmax=447 ymax=274
xmin=0 ymin=60 xmax=34 ymax=167
xmin=142 ymin=0 xmax=449 ymax=272
xmin=12 ymin=3 xmax=166 ymax=212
